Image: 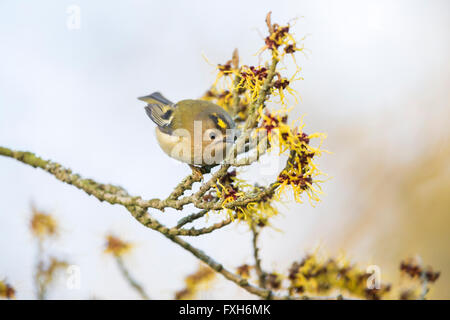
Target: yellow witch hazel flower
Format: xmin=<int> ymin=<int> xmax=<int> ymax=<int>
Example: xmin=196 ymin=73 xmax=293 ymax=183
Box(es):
xmin=258 ymin=109 xmax=328 ymax=205
xmin=259 ymin=12 xmax=305 ymax=59
xmin=288 ymin=253 xmax=391 ymax=300
xmin=237 ymin=65 xmax=269 ymax=102
xmin=0 ymin=280 xmax=15 ymax=299
xmin=212 ymin=170 xmax=279 ymax=223
xmin=104 ymin=234 xmax=133 ymax=257
xmin=243 ymin=198 xmax=279 ymax=225
xmin=30 ymin=206 xmax=58 ymax=239
xmin=175 ymin=265 xmax=215 ymax=300
xmin=202 ymin=87 xmax=233 ymax=113
xmin=36 ymin=257 xmax=69 ymax=285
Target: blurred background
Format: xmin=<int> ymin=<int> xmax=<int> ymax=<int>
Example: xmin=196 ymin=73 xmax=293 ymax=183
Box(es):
xmin=0 ymin=0 xmax=448 ymax=299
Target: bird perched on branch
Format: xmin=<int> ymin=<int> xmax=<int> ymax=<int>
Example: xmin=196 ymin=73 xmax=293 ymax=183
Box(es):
xmin=139 ymin=92 xmax=238 ymax=166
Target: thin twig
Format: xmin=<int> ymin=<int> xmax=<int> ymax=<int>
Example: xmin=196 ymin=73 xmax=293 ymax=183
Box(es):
xmin=35 ymin=241 xmax=46 ymax=300
xmin=176 ymin=210 xmax=209 ymax=228
xmin=251 ymin=223 xmax=266 ymax=288
xmin=115 ymin=256 xmax=150 ymax=300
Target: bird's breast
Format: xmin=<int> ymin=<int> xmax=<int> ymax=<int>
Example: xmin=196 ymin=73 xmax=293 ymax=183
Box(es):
xmin=155 ymin=127 xmax=230 ymax=165
xmin=155 ymin=127 xmax=193 ymax=164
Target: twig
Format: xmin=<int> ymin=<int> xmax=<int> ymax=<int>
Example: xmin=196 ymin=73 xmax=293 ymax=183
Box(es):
xmin=35 ymin=241 xmax=46 ymax=300
xmin=251 ymin=223 xmax=266 ymax=288
xmin=134 ymin=208 xmax=233 ymax=236
xmin=176 ymin=210 xmax=209 ymax=228
xmin=231 ymin=75 xmax=242 ymax=117
xmin=115 ymin=256 xmax=150 ymax=300
xmin=167 ymin=173 xmax=201 ymax=200
xmin=167 ymin=165 xmax=216 ymax=201
xmin=418 ymin=258 xmax=429 ymax=300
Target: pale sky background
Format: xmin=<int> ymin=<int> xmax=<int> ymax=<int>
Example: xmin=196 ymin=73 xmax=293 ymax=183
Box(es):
xmin=0 ymin=0 xmax=449 ymax=299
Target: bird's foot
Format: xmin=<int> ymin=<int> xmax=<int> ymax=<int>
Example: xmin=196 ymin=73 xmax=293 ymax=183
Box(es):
xmin=189 ymin=165 xmax=204 ymax=181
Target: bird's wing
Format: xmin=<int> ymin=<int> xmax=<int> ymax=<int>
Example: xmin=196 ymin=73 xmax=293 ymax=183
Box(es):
xmin=144 ymin=103 xmax=175 ymax=134
xmin=139 ymin=92 xmax=176 ymax=134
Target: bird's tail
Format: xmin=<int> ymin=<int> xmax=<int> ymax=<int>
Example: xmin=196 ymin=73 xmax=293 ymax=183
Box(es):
xmin=138 ymin=92 xmax=173 ymax=105
xmin=138 ymin=92 xmax=175 ymax=133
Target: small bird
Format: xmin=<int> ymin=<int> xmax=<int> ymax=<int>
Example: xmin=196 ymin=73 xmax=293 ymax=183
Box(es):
xmin=139 ymin=92 xmax=238 ymax=166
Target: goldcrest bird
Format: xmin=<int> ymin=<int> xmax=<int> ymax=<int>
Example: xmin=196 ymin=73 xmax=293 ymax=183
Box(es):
xmin=138 ymin=92 xmax=238 ymax=166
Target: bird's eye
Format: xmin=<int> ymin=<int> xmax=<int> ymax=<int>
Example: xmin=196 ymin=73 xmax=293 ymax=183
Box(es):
xmin=234 ymin=136 xmax=238 ymax=141
xmin=209 ymin=132 xmax=216 ymax=140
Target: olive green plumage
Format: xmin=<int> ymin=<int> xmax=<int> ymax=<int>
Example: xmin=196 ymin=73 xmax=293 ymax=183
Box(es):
xmin=138 ymin=92 xmax=237 ymax=165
